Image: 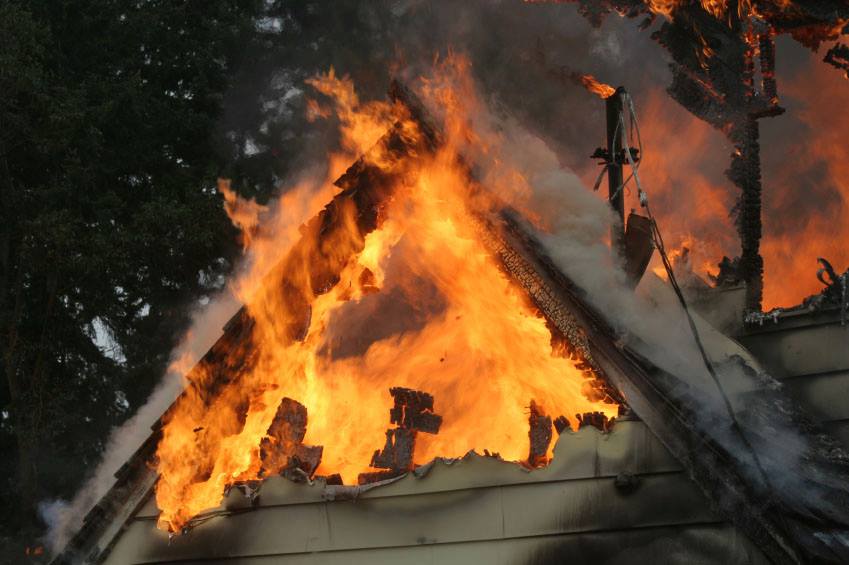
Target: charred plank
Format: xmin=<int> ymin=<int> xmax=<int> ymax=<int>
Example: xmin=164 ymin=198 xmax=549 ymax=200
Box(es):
xmin=553 ymin=415 xmax=570 ymax=435
xmin=389 ymin=387 xmax=443 ymax=433
xmin=370 ymin=428 xmax=417 ymax=471
xmin=259 ymin=397 xmax=323 ymax=481
xmin=528 ymin=400 xmax=553 ymax=468
xmin=576 ymin=411 xmax=616 ymax=432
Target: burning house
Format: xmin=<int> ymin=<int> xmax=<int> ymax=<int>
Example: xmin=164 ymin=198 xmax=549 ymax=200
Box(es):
xmin=49 ymin=2 xmax=849 ymax=564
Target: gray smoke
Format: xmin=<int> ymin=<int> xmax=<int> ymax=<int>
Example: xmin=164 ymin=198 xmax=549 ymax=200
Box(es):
xmin=42 ymin=291 xmax=240 ymax=554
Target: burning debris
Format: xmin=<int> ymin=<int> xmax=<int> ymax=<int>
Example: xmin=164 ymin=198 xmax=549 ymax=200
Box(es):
xmin=360 ymin=388 xmax=443 ymax=484
xmin=576 ymin=411 xmax=616 ymax=432
xmin=825 ymin=42 xmax=849 ymax=78
xmin=527 ymin=400 xmax=553 ymax=467
xmin=258 ymin=398 xmax=323 ymax=482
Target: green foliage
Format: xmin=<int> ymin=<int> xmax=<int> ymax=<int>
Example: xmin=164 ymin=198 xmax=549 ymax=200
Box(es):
xmin=0 ymin=0 xmax=265 ymax=558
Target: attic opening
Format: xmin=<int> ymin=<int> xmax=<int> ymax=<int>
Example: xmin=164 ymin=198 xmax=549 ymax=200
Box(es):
xmin=153 ymin=60 xmax=625 ymax=534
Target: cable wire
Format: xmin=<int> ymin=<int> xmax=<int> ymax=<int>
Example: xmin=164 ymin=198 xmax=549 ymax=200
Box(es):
xmin=616 ymin=91 xmax=775 ymax=494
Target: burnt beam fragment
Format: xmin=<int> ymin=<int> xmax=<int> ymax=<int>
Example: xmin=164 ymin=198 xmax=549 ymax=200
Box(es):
xmin=359 ymin=387 xmax=443 ymax=485
xmin=370 ymin=428 xmax=417 ymax=471
xmin=259 ymin=397 xmax=323 ymax=482
xmin=576 ymin=411 xmax=616 ymax=432
xmin=265 ymin=398 xmax=307 ymax=444
xmin=726 ymin=117 xmax=765 ymax=312
xmin=389 ymin=386 xmax=443 ymax=433
xmin=284 ymin=445 xmax=324 ymax=482
xmin=553 ymin=415 xmax=570 ymax=435
xmin=527 ymin=400 xmax=553 ymax=468
xmin=825 ymin=43 xmax=849 ymax=78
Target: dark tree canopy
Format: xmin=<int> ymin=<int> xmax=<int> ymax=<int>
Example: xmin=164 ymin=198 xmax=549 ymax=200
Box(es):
xmin=0 ymin=1 xmax=269 ymax=559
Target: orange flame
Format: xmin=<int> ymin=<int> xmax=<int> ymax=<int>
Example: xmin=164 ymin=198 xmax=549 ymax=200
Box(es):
xmin=612 ymin=56 xmax=849 ymax=310
xmin=217 ymin=179 xmax=267 ymax=250
xmin=154 ymin=57 xmax=617 ymax=532
xmin=580 ymin=74 xmax=616 ymax=99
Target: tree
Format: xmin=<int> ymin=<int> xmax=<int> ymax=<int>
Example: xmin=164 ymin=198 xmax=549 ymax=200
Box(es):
xmin=0 ymin=1 xmax=265 ymax=558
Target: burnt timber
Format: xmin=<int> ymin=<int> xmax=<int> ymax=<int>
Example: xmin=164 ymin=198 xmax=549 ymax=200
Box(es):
xmin=361 ymin=387 xmax=443 ymax=484
xmin=527 ymin=400 xmax=554 ymax=468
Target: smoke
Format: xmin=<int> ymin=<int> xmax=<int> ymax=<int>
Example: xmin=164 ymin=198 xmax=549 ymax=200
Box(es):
xmin=41 ymin=291 xmax=240 ymax=554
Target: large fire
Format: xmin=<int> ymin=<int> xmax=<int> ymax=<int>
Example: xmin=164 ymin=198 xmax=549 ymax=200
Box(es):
xmin=615 ymin=57 xmax=849 ymax=310
xmin=154 ymin=59 xmax=618 ymax=532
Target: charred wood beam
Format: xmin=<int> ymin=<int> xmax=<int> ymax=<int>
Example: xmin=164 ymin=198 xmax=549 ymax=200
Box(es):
xmin=727 ymin=117 xmax=765 ymax=311
xmin=388 ymin=386 xmax=443 ymax=433
xmin=825 ymin=43 xmax=849 ymax=78
xmin=654 ymin=7 xmax=777 ymax=312
xmin=576 ymin=411 xmax=616 ymax=432
xmin=258 ymin=397 xmax=323 ymax=482
xmin=759 ymin=28 xmax=778 ymax=101
xmin=369 ymin=428 xmax=417 ymax=471
xmin=361 ymin=387 xmax=443 ymax=485
xmin=553 ymin=415 xmax=570 ymax=435
xmin=527 ymin=400 xmax=553 ymax=467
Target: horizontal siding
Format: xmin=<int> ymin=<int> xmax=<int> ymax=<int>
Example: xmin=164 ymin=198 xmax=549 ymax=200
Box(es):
xmin=135 ymin=421 xmax=681 ymax=519
xmin=139 ymin=524 xmax=768 ymax=565
xmin=781 ymin=371 xmax=849 ymax=423
xmin=739 ymin=323 xmax=849 ymax=378
xmin=104 ymin=472 xmax=716 ymax=564
xmin=740 ymin=319 xmax=849 ymax=452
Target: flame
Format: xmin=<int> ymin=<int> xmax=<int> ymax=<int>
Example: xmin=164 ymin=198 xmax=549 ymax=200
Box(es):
xmin=608 ymin=54 xmax=849 ymax=310
xmin=646 ymin=0 xmax=680 ymax=19
xmin=642 ymin=0 xmax=755 ymax=20
xmin=615 ymin=91 xmax=737 ymax=283
xmin=155 ymin=57 xmax=617 ymax=532
xmin=760 ymin=56 xmax=849 ymax=307
xmin=580 ymin=74 xmax=616 ymax=99
xmin=217 ymin=179 xmax=267 ymax=250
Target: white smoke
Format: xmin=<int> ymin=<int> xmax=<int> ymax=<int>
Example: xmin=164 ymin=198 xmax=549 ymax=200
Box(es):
xmin=41 ymin=290 xmax=240 ymax=555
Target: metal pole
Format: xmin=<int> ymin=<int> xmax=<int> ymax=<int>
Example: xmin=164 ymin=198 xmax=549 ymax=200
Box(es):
xmin=606 ymin=87 xmax=626 ymax=256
